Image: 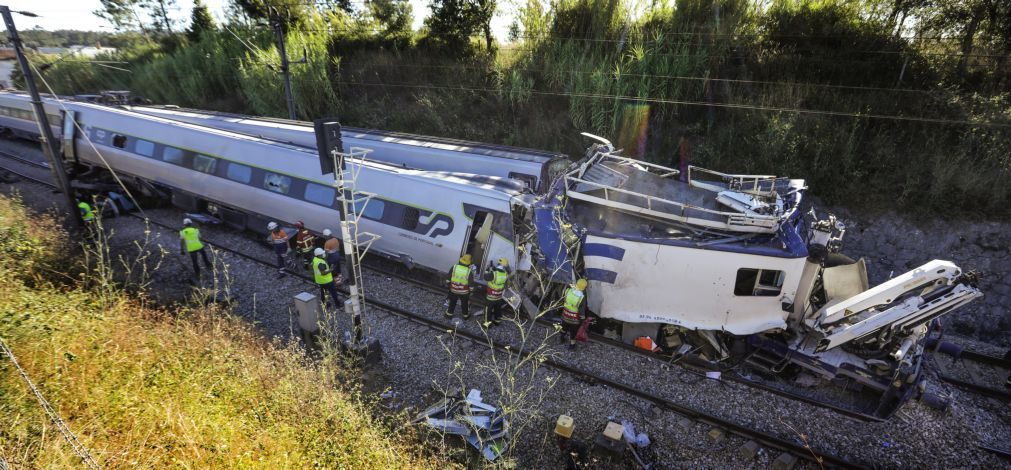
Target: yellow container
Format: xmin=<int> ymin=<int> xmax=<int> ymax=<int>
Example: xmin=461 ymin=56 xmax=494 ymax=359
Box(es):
xmin=554 ymin=415 xmax=575 ymax=438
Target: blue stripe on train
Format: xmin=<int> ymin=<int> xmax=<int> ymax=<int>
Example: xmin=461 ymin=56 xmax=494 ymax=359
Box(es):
xmin=586 ymin=268 xmax=618 ymax=284
xmin=583 ymin=243 xmax=626 ymax=261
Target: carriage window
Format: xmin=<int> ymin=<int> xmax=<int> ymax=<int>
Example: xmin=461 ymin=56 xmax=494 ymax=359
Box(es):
xmin=402 ymin=207 xmax=420 ymax=230
xmin=135 ymin=139 xmax=155 ymax=157
xmin=507 ymin=172 xmax=537 ymax=190
xmin=162 ymin=146 xmax=185 ymax=164
xmin=112 ymin=134 xmax=127 ymax=149
xmin=353 ymin=196 xmax=385 ymax=220
xmin=304 ymin=183 xmax=335 ymax=206
xmin=225 ymin=163 xmax=252 ymax=183
xmin=263 ymin=172 xmax=292 ymax=194
xmin=734 ymin=268 xmax=784 ymax=296
xmin=193 ymin=154 xmax=217 ymax=174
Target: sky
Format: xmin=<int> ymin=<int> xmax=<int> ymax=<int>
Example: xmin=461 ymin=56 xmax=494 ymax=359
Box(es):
xmin=3 ymin=0 xmax=515 ymax=39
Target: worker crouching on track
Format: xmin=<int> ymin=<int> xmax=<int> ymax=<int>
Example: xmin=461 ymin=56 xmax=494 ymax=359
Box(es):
xmin=482 ymin=258 xmax=511 ymax=328
xmin=446 ymin=254 xmax=476 ymax=320
xmin=559 ymin=279 xmax=587 ymax=350
xmin=312 ymin=248 xmax=342 ymax=307
xmin=293 ymin=221 xmax=316 ymax=270
xmin=77 ymin=196 xmax=96 ymax=237
xmin=179 ymin=218 xmax=211 ymax=279
xmin=267 ymin=221 xmax=289 ymax=275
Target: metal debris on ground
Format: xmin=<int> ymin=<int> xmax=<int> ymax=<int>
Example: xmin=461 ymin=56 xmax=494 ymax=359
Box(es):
xmin=183 ymin=212 xmax=220 ymax=224
xmin=413 ymin=389 xmax=508 ymax=461
xmin=620 ymin=419 xmax=650 ymax=448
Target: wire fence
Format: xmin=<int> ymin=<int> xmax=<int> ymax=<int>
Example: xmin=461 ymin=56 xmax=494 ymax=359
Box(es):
xmin=0 ymin=336 xmax=101 ymax=469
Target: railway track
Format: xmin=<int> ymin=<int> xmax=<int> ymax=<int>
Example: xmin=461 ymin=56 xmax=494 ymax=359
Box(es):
xmin=935 ymin=347 xmax=1011 ymax=402
xmin=0 ymin=157 xmax=866 ymax=469
xmin=0 ymin=146 xmax=889 ymax=422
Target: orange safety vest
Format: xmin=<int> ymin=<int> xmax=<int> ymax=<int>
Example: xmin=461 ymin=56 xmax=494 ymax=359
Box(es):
xmin=271 ymin=229 xmax=288 ymax=243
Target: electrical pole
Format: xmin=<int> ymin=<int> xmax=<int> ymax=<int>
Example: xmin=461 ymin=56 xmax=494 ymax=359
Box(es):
xmin=314 ymin=119 xmax=381 ymax=362
xmin=270 ymin=8 xmax=297 ymax=121
xmin=1 ymin=6 xmax=82 ymax=230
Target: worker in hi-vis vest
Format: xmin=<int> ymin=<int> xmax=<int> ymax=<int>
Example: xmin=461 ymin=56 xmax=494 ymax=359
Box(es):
xmin=76 ymin=195 xmax=97 ymax=237
xmin=482 ymin=258 xmax=511 ymax=328
xmin=179 ymin=218 xmax=211 ymax=278
xmin=312 ymin=247 xmax=342 ymax=307
xmin=559 ymin=279 xmax=587 ymax=350
xmin=446 ymin=254 xmax=476 ymax=320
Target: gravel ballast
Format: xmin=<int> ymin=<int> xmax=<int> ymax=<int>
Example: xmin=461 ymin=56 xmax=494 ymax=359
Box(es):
xmin=3 ymin=139 xmax=1009 ymax=468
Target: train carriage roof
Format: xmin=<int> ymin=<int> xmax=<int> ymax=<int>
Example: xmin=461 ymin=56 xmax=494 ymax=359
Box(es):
xmin=131 ymin=105 xmax=566 ymax=164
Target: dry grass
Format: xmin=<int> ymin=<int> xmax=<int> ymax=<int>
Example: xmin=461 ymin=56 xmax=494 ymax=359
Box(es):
xmin=0 ymin=194 xmax=446 ymax=468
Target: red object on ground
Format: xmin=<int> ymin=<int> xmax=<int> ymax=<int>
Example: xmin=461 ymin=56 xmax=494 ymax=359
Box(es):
xmin=575 ymin=318 xmax=592 ymax=342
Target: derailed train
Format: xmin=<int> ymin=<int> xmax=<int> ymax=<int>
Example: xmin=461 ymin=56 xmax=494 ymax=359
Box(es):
xmin=0 ymin=90 xmax=983 ymax=416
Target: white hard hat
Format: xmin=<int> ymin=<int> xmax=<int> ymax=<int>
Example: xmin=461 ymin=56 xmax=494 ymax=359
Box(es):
xmin=267 ymin=221 xmax=278 ymax=231
xmin=323 ymin=229 xmax=332 ymax=237
xmin=183 ymin=218 xmax=193 ymax=225
xmin=314 ymin=247 xmax=325 ymax=257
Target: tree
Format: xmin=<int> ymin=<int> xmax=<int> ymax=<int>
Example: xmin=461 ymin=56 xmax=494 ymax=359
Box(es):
xmin=368 ymin=0 xmax=414 ymax=36
xmin=144 ymin=0 xmax=178 ymax=34
xmin=232 ymin=0 xmax=310 ymax=31
xmin=918 ymin=0 xmax=1010 ymax=80
xmin=318 ymin=0 xmax=355 ymax=14
xmin=425 ymin=0 xmax=494 ymax=52
xmin=188 ymin=0 xmax=217 ymax=41
xmin=473 ymin=0 xmax=495 ymax=51
xmin=94 ymin=0 xmax=146 ymax=31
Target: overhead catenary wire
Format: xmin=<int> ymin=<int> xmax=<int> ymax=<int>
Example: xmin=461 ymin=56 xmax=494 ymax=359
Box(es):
xmin=28 ymin=60 xmax=148 ymax=217
xmin=333 ymin=79 xmax=1011 ymax=128
xmin=347 ymin=61 xmax=947 ymax=95
xmin=0 ymin=336 xmax=101 ymax=469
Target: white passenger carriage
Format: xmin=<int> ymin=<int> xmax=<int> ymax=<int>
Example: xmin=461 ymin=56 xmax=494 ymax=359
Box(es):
xmin=0 ymin=91 xmax=62 ymax=140
xmin=124 ymin=105 xmax=571 ymax=193
xmin=0 ymin=92 xmax=526 ymax=278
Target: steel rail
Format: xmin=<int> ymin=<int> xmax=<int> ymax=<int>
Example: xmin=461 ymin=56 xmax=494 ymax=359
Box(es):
xmin=1 ymin=160 xmax=865 ymax=469
xmin=0 ymin=147 xmax=928 ymax=422
xmin=980 ymin=444 xmax=1011 ymax=461
xmin=0 ymin=148 xmax=48 ymax=169
xmin=353 ymin=263 xmax=891 ymax=423
xmin=960 ymin=350 xmax=1011 ymax=369
xmin=937 ymin=375 xmax=1011 ymax=401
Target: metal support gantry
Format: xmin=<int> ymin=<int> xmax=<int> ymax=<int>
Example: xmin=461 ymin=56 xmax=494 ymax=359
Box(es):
xmin=330 ymin=146 xmax=382 ymax=355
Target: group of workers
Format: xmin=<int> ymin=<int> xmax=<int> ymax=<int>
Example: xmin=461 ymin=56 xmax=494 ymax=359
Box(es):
xmin=77 ymin=192 xmax=589 ymax=348
xmin=445 ymin=253 xmax=588 ymax=349
xmin=175 ymin=218 xmax=345 ymax=309
xmin=266 ymin=220 xmax=345 ymax=307
xmin=176 ymin=216 xmax=588 ymax=349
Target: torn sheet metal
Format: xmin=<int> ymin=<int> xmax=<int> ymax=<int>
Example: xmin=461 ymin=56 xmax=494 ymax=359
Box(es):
xmin=413 ymin=389 xmax=509 ymax=461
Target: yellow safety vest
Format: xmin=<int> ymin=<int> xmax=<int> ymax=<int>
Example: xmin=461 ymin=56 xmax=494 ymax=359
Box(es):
xmin=179 ymin=227 xmax=204 ymax=252
xmin=78 ymin=202 xmax=95 ymax=221
xmin=313 ymin=257 xmax=333 ymax=285
xmin=486 ymin=269 xmax=508 ymax=301
xmin=449 ymin=264 xmax=471 ymax=294
xmin=561 ymin=287 xmax=584 ymax=323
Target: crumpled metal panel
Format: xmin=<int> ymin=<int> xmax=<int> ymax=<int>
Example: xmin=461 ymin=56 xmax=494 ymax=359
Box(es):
xmin=532 ymin=198 xmax=574 ymax=283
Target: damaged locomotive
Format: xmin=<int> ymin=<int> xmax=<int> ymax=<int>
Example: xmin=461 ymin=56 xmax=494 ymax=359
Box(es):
xmin=510 ymin=134 xmax=982 ymax=417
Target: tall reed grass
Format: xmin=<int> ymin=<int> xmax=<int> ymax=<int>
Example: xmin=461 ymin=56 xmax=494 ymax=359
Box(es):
xmin=40 ymin=0 xmax=1011 ymax=217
